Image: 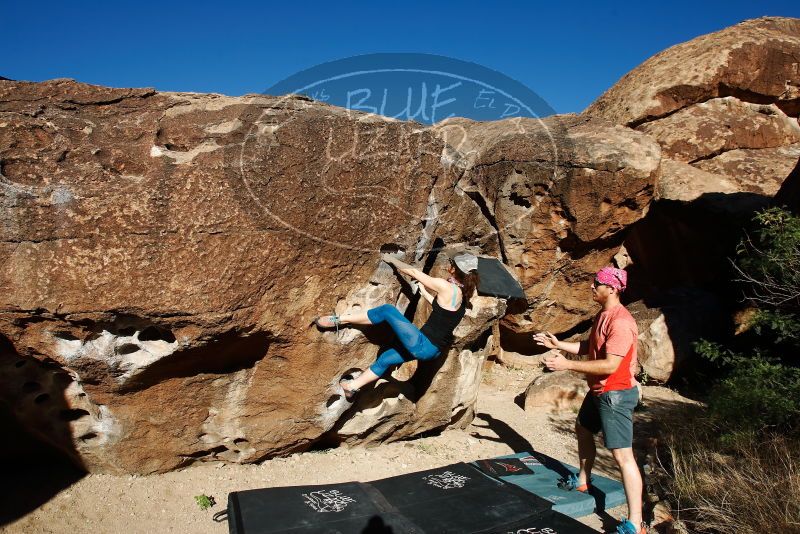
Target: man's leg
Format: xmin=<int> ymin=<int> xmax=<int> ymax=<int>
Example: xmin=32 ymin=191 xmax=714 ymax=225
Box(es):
xmin=611 ymin=447 xmax=643 ymax=527
xmin=575 ymin=394 xmax=601 ymax=488
xmin=601 ymin=387 xmax=643 ymax=531
xmin=576 ymin=421 xmax=596 ymax=488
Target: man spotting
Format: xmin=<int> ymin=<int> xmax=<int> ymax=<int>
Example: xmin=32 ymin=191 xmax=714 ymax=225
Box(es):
xmin=533 ymin=266 xmax=644 ymax=534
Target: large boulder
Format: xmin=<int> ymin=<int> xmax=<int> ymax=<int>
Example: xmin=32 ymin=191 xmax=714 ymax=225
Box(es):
xmin=584 ymin=17 xmax=800 ymax=126
xmin=0 ymin=79 xmax=657 ymax=473
xmin=638 ymin=96 xmax=800 ymax=205
xmin=432 ymin=115 xmax=660 ymax=335
xmin=585 ymin=18 xmax=800 ymax=296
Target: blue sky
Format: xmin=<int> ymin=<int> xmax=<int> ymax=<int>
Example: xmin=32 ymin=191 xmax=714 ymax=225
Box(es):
xmin=3 ymin=0 xmax=799 ymax=115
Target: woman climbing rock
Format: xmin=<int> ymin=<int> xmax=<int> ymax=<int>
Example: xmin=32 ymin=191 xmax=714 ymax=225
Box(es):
xmin=315 ymin=252 xmax=481 ymax=401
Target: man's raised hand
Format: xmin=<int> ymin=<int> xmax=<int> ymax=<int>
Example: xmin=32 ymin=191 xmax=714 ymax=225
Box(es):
xmin=533 ymin=331 xmax=559 ymax=350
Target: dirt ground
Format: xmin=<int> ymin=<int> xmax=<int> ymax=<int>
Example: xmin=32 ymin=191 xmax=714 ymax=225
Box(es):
xmin=2 ymin=363 xmax=688 ymax=534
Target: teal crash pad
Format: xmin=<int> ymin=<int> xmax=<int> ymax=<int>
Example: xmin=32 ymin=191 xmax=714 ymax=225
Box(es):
xmin=474 ymin=452 xmax=627 ymax=518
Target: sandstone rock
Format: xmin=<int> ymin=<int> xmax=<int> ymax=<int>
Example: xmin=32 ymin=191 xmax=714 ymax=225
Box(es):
xmin=613 ymin=243 xmax=632 ymax=270
xmin=628 ymin=290 xmax=725 ymax=383
xmin=656 ymin=158 xmax=741 ymax=202
xmin=0 ymin=79 xmax=462 ymax=473
xmin=637 ymin=97 xmax=800 ymax=163
xmin=585 ymin=17 xmax=800 ymax=126
xmin=434 ymin=115 xmax=660 ymax=335
xmin=639 ymin=97 xmax=800 ymax=208
xmin=694 ymin=143 xmax=800 ymax=197
xmin=495 ymin=348 xmax=542 ymax=369
xmin=0 ymin=78 xmax=657 ymax=473
xmin=588 ymin=18 xmax=800 ymax=300
xmin=624 ymin=145 xmax=783 ymax=293
xmin=520 ymin=367 xmax=588 ymax=413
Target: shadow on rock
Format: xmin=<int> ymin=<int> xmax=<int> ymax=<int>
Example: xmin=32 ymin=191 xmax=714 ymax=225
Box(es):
xmin=0 ymin=406 xmax=86 ymax=526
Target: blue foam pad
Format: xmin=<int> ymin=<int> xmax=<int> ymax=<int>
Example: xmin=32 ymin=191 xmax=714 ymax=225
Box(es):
xmin=473 ymin=452 xmax=627 ymax=518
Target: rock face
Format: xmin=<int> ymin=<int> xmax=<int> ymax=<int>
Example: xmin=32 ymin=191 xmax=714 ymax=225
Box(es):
xmin=584 ymin=17 xmax=800 ymax=296
xmin=0 ymin=79 xmax=657 ymax=473
xmin=585 ymin=17 xmax=800 ymax=126
xmin=520 ymin=368 xmax=588 ymax=413
xmin=628 ymin=291 xmax=725 ymax=383
xmin=639 ymin=97 xmax=800 ymax=203
xmin=636 ymin=98 xmax=800 ymax=163
xmin=432 ymin=115 xmax=660 ymax=335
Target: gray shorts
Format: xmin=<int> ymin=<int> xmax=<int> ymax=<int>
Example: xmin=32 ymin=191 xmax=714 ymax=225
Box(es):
xmin=577 ymin=386 xmax=639 ymax=450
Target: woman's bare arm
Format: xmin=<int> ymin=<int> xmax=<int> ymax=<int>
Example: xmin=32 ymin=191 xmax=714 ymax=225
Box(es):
xmin=418 ymin=283 xmax=435 ymax=304
xmin=382 ymin=255 xmax=449 ymax=293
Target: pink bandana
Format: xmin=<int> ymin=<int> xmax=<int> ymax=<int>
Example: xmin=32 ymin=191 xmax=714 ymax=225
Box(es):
xmin=596 ymin=266 xmax=627 ymax=291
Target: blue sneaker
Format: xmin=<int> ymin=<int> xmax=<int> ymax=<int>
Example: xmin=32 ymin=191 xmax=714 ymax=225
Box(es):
xmin=615 ymin=519 xmax=645 ymax=534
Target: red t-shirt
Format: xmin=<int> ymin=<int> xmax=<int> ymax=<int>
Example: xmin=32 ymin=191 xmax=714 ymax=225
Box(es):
xmin=583 ymin=304 xmax=639 ymax=394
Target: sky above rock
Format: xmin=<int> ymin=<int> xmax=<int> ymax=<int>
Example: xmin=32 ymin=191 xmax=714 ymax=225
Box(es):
xmin=2 ymin=0 xmax=799 ymax=115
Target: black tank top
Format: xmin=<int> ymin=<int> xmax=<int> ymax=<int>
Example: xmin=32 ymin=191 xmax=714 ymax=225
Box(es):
xmin=420 ymin=292 xmax=467 ymax=351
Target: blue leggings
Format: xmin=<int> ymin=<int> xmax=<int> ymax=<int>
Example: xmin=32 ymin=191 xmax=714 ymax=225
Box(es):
xmin=366 ymin=304 xmax=440 ymax=377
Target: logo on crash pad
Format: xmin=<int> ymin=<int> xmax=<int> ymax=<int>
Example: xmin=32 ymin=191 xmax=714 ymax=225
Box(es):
xmin=496 ymin=461 xmax=525 ymax=473
xmin=302 ymin=489 xmax=356 ymax=512
xmin=519 ymin=455 xmax=543 ymax=467
xmin=423 ymin=470 xmax=470 ymax=489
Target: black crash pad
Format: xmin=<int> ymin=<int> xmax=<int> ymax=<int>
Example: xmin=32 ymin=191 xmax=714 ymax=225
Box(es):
xmin=223 ymin=462 xmax=598 ymax=533
xmin=476 ymin=257 xmax=526 ymax=300
xmin=368 ymin=462 xmax=549 ymax=532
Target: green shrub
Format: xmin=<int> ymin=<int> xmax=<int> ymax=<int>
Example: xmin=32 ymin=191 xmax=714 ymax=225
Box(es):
xmin=694 ymin=340 xmax=800 ymax=434
xmin=692 ymin=207 xmax=800 ymax=436
xmin=735 ymin=206 xmax=800 ymax=312
xmin=709 ymin=357 xmax=800 ymax=432
xmin=667 ymin=207 xmax=800 ymax=531
xmin=750 ymin=309 xmax=800 ymax=346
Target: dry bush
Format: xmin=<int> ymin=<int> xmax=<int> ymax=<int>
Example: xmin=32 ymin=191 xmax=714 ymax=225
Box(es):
xmin=668 ymin=432 xmax=800 ymax=533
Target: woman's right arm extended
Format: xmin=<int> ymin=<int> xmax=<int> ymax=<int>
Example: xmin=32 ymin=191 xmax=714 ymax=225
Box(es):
xmin=382 ymin=255 xmax=449 ymax=293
